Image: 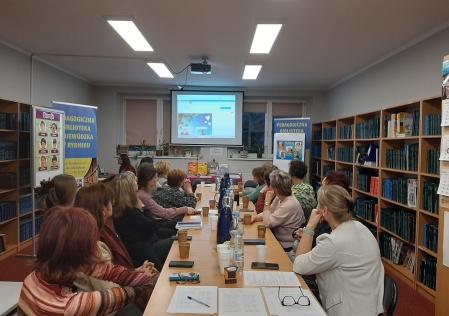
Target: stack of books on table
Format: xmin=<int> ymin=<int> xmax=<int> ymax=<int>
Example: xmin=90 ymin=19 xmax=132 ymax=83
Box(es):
xmin=175 ymin=221 xmax=203 ymax=230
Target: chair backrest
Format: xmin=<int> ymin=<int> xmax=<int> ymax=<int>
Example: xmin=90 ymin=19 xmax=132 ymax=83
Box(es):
xmin=383 ymin=273 xmax=398 ymax=316
xmin=191 ymin=179 xmax=212 ymax=193
xmin=244 ymin=180 xmax=257 ymax=188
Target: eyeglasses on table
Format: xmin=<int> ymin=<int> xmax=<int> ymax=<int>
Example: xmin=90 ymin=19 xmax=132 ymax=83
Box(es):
xmin=277 ymin=286 xmax=311 ymax=306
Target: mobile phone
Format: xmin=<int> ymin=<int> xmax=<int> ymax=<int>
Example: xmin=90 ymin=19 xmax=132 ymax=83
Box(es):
xmin=243 ymin=239 xmax=266 ymax=245
xmin=251 ymin=262 xmax=279 ymax=270
xmin=169 ymin=261 xmax=194 ymax=268
xmin=170 ymin=235 xmax=193 ymax=241
xmin=239 ymin=209 xmax=254 ymax=212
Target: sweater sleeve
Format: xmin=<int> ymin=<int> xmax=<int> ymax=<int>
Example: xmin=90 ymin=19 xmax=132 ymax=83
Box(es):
xmin=137 ymin=189 xmax=186 ymax=220
xmin=262 ymin=197 xmax=291 ymax=228
xmin=255 ymin=191 xmax=266 ymax=214
xmin=245 ymin=184 xmax=265 ymax=204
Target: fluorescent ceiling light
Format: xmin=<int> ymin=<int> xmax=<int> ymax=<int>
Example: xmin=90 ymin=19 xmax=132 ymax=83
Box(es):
xmin=250 ymin=24 xmax=282 ymax=54
xmin=243 ymin=65 xmax=262 ymax=80
xmin=108 ymin=20 xmax=153 ymax=51
xmin=147 ymin=63 xmax=174 ymax=78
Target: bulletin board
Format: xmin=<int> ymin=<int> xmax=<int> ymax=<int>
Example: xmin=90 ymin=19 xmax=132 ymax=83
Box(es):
xmin=272 ymin=133 xmax=305 ymax=172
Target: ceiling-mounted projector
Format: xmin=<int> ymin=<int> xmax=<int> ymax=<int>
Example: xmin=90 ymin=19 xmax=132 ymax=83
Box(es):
xmin=190 ymin=61 xmax=211 ymax=74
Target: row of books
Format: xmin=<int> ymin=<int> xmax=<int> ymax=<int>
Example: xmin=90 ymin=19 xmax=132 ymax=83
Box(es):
xmin=0 ymin=172 xmax=17 ymax=190
xmin=422 ymin=182 xmax=439 ymax=214
xmin=337 ymin=169 xmax=353 ymax=187
xmin=312 ymin=160 xmax=321 ymax=176
xmin=355 ymin=117 xmax=380 ymax=139
xmin=323 ymin=127 xmax=336 ymax=140
xmin=420 ymin=257 xmax=437 ymax=290
xmin=337 ymin=147 xmax=353 ymax=163
xmin=19 ymin=215 xmax=44 ymax=243
xmin=357 ymin=171 xmax=377 ymax=193
xmin=0 ymin=202 xmax=17 ymax=222
xmin=19 ymin=111 xmax=31 ymax=131
xmin=423 ymin=224 xmax=438 ymax=253
xmin=311 ymin=144 xmax=321 ymax=158
xmin=380 ymin=208 xmax=416 ymax=243
xmin=19 ymin=166 xmax=31 ymax=187
xmin=384 ymin=112 xmax=416 ymax=138
xmin=339 ymin=124 xmax=353 ymax=139
xmin=424 ymin=114 xmax=442 ymax=136
xmin=187 ymin=161 xmax=222 ymax=176
xmin=0 ymin=112 xmax=17 ymax=130
xmin=382 ymin=178 xmax=409 ymax=205
xmin=369 ymin=176 xmax=379 ymax=196
xmin=380 ymin=233 xmax=414 ymax=270
xmin=0 ymin=140 xmax=17 ymax=160
xmin=323 ymin=165 xmax=335 ymax=177
xmin=426 ymin=149 xmax=440 ymax=175
xmin=0 ymin=234 xmax=7 ymax=253
xmin=313 ymin=130 xmax=322 ymax=141
xmin=385 ymin=143 xmax=419 ymax=171
xmin=19 ymin=137 xmax=30 ymax=159
xmin=355 ymin=198 xmax=378 ymax=222
xmin=20 ymin=194 xmax=33 ymax=215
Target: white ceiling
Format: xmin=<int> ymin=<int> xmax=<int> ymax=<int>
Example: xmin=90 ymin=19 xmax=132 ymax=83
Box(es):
xmin=1 ymin=0 xmax=449 ymax=90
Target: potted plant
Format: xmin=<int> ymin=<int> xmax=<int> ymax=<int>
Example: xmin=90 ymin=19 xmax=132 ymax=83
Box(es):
xmin=139 ymin=139 xmax=148 ymax=156
xmin=184 ymin=148 xmax=193 ymax=157
xmin=239 ymin=147 xmax=249 ymax=158
xmin=252 ymin=143 xmax=265 ymax=158
xmin=155 ymin=140 xmax=164 ymax=156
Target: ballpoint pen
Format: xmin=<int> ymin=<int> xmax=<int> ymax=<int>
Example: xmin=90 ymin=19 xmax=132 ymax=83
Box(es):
xmin=187 ymin=296 xmax=210 ymax=308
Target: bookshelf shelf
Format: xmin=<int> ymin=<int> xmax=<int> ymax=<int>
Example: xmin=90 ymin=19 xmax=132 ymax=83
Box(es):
xmin=314 ymin=96 xmax=441 ymax=301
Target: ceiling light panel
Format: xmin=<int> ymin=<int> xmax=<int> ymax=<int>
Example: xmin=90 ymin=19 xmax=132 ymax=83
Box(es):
xmin=108 ymin=20 xmax=153 ymax=51
xmin=250 ymin=24 xmax=282 ymax=54
xmin=243 ymin=65 xmax=262 ymax=80
xmin=147 ymin=63 xmax=174 ymax=78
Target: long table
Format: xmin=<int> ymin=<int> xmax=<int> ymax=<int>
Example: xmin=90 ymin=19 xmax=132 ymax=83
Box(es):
xmin=143 ymin=186 xmax=312 ymax=315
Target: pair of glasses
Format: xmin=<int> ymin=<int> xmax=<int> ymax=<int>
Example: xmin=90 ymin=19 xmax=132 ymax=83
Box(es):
xmin=278 ymin=286 xmax=310 ymax=306
xmin=176 ymin=272 xmax=200 ymax=284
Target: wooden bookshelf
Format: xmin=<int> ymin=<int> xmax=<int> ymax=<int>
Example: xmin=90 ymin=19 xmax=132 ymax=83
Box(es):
xmin=0 ymin=98 xmax=33 ymax=261
xmin=314 ymin=96 xmax=441 ymax=303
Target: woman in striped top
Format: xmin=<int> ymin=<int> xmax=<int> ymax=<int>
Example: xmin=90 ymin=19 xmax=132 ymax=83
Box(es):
xmin=18 ymin=206 xmax=153 ymax=316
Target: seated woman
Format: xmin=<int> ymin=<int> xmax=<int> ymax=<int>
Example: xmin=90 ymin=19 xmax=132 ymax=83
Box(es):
xmin=153 ymin=169 xmax=197 ymax=209
xmin=242 ymin=167 xmax=266 ymax=204
xmin=118 ymin=153 xmax=137 ymax=175
xmin=155 ymin=160 xmax=170 ymax=186
xmin=293 ymin=185 xmax=384 ymax=316
xmin=37 ymin=174 xmax=78 ymax=213
xmin=111 ymin=171 xmax=173 ymax=271
xmin=254 ymin=165 xmax=278 ymax=214
xmin=18 ymin=206 xmax=153 ymax=316
xmin=251 ymin=170 xmax=305 ymax=252
xmin=137 ymin=163 xmax=197 ymax=227
xmin=289 ymin=161 xmax=317 ymax=220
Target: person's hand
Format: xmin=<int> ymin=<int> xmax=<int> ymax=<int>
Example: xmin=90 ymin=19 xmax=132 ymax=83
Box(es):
xmin=186 ymin=207 xmax=198 ymax=215
xmin=307 ymin=208 xmax=323 ymax=231
xmin=251 ymin=214 xmax=260 ymax=223
xmin=183 ymin=179 xmax=193 ymax=194
xmin=265 ymin=189 xmax=275 ymax=201
xmin=294 ymin=228 xmax=304 ymax=240
xmin=136 ymin=260 xmax=159 ymax=277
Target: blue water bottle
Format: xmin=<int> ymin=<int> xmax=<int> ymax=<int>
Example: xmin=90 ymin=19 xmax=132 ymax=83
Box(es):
xmin=216 ymin=185 xmax=233 ymax=244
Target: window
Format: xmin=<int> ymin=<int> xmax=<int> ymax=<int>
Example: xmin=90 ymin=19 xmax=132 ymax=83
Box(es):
xmin=243 ymin=103 xmax=266 ymax=155
xmin=125 ymin=99 xmax=157 ymax=145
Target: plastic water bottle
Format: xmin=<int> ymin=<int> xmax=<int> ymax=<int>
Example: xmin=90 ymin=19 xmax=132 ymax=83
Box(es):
xmin=217 ymin=188 xmax=233 ymax=244
xmin=230 ymin=212 xmax=244 ymax=270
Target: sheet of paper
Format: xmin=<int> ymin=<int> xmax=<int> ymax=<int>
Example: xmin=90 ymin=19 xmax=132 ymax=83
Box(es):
xmin=190 ymin=215 xmax=202 ymax=220
xmin=440 ymin=136 xmax=449 ymax=161
xmin=437 ymin=170 xmax=449 ymax=196
xmin=243 ymin=271 xmax=301 ymax=287
xmin=442 ymin=99 xmax=449 ymax=126
xmin=218 ymin=288 xmax=267 ymax=316
xmin=262 ymin=287 xmax=327 ymax=316
xmin=444 ymin=212 xmax=449 ymax=268
xmin=167 ymin=285 xmax=217 ymax=314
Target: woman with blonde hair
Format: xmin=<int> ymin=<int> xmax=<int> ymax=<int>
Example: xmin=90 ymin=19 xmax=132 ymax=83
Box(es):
xmin=37 ymin=174 xmax=78 ymax=213
xmin=294 ymin=185 xmax=384 ymax=316
xmin=155 ymin=160 xmax=170 ymax=186
xmin=111 ymin=171 xmax=173 ymax=271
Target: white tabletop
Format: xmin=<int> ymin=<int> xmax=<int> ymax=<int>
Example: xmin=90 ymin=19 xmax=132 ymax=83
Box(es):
xmin=0 ymin=281 xmax=22 ymax=316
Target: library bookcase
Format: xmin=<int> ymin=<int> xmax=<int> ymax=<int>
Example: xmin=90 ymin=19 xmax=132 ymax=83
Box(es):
xmin=0 ymin=97 xmax=37 ymax=262
xmin=311 ymin=96 xmax=441 ymax=303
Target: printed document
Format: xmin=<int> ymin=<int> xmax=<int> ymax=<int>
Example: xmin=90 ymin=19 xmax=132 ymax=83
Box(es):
xmin=167 ymin=286 xmax=217 ymax=314
xmin=262 ymin=287 xmax=326 ymax=316
xmin=243 ymin=271 xmax=301 ymax=287
xmin=218 ymin=288 xmax=267 ymax=316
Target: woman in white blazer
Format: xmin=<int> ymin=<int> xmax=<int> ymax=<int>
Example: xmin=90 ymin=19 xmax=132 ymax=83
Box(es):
xmin=293 ymin=185 xmax=384 ymax=316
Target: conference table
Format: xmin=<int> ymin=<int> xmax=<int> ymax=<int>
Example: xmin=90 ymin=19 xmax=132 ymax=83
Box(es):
xmin=143 ymin=185 xmax=320 ymax=315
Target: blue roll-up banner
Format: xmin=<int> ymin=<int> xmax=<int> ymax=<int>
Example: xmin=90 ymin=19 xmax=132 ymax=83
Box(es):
xmin=273 ymin=117 xmax=311 ymax=150
xmin=52 ymin=101 xmax=98 ymax=186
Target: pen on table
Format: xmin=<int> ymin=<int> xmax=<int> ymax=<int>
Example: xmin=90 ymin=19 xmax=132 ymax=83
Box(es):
xmin=187 ymin=296 xmax=210 ymax=308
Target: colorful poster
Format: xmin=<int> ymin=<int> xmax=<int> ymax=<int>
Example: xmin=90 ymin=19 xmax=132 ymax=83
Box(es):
xmin=33 ymin=107 xmax=65 ymax=187
xmin=52 ymin=101 xmax=98 ymax=186
xmin=273 ymin=117 xmax=311 ymax=149
xmin=273 ymin=133 xmax=306 ymax=172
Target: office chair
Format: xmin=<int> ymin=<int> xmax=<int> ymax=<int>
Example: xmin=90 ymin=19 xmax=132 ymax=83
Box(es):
xmin=244 ymin=180 xmax=257 ymax=189
xmin=383 ymin=273 xmax=398 ymax=316
xmin=191 ymin=179 xmax=212 ymax=193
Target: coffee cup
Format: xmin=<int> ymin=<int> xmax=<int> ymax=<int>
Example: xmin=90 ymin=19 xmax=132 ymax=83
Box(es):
xmin=177 ymin=230 xmax=188 ymax=242
xmin=244 ymin=214 xmax=252 ymax=225
xmin=257 ymin=225 xmax=266 ymax=238
xmin=179 ymin=242 xmax=190 ymax=259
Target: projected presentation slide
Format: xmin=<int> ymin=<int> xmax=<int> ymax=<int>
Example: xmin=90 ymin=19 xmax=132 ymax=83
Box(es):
xmin=177 ymin=95 xmax=236 ymax=138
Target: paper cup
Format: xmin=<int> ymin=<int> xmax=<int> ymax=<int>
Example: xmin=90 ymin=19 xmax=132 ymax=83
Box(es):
xmin=217 ymin=244 xmax=229 ymax=253
xmin=179 ymin=242 xmax=190 ymax=259
xmin=244 ymin=214 xmax=252 ymax=225
xmin=242 ymin=196 xmax=250 ymax=209
xmin=257 ymin=225 xmax=266 ymax=238
xmin=210 ymin=215 xmax=218 ymax=231
xmin=209 ymin=199 xmax=216 ymax=209
xmin=177 ymin=230 xmax=188 ymax=242
xmin=219 ymin=257 xmax=231 ymax=275
xmin=202 ymin=206 xmax=210 ymax=217
xmin=200 ymin=181 xmax=205 ymax=188
xmin=196 ymin=192 xmax=202 ymax=201
xmin=256 ymin=245 xmax=267 ymax=262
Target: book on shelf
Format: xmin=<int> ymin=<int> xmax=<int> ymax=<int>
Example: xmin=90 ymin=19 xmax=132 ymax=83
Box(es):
xmin=197 ymin=162 xmax=208 ymax=176
xmin=396 ymin=112 xmax=413 ymax=137
xmin=364 ymin=144 xmax=379 ymax=167
xmin=407 ymin=179 xmax=418 ymax=208
xmin=388 ymin=113 xmax=396 ymax=138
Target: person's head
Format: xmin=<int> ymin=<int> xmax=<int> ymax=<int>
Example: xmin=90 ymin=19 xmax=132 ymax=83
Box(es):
xmin=317 ymin=185 xmax=354 ymax=223
xmin=269 ymin=170 xmax=293 ymax=196
xmin=111 ymin=171 xmax=139 ymax=218
xmin=118 ymin=154 xmax=131 ymax=167
xmin=137 ymin=163 xmax=158 ymax=190
xmin=252 ymin=167 xmax=265 ymax=185
xmin=263 ymin=165 xmax=279 ymax=187
xmin=323 ymin=171 xmax=350 ymax=192
xmin=38 ymin=174 xmax=78 ymax=212
xmin=40 ymin=121 xmax=46 ymax=132
xmin=74 ymin=183 xmax=115 ymax=229
xmin=51 ymin=123 xmax=57 ymax=133
xmin=51 ymin=155 xmax=57 ymax=166
xmin=40 ymin=155 xmax=47 ymax=167
xmin=140 ymin=156 xmax=154 ymax=166
xmin=40 ymin=138 xmax=47 ymax=149
xmin=52 ymin=138 xmax=57 ymax=148
xmin=36 ymin=206 xmax=101 ymax=284
xmin=167 ymin=169 xmax=186 ymax=188
xmin=289 ymin=160 xmax=308 ymax=179
xmin=155 ymin=161 xmax=170 ymax=177
xmin=261 ymin=162 xmax=273 ymax=170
